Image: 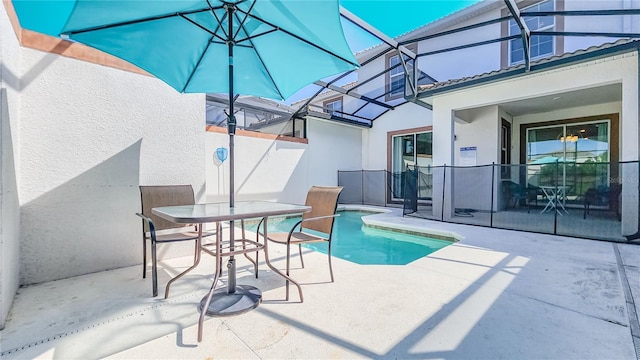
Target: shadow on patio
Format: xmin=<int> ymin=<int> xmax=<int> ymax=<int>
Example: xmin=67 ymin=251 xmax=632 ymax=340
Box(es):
xmin=1 ymin=219 xmax=638 ymax=359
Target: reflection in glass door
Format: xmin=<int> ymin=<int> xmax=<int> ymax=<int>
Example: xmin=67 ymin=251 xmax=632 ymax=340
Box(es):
xmin=392 ymin=132 xmax=433 ymax=200
xmin=526 ymin=120 xmax=610 ymax=204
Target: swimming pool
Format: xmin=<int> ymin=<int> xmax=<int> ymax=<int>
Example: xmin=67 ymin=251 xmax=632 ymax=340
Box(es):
xmin=257 ymin=210 xmax=452 ymax=265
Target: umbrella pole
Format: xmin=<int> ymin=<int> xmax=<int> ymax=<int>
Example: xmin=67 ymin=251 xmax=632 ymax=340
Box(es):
xmin=227 ymin=3 xmax=237 ymax=295
xmin=198 ymin=2 xmax=262 ymax=318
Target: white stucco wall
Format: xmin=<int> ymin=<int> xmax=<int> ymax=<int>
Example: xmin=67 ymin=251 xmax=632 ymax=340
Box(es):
xmin=17 ymin=47 xmax=206 ymax=285
xmin=206 ymin=131 xmax=310 ymax=204
xmin=362 ymin=102 xmax=432 ymax=170
xmin=205 ymin=119 xmax=362 ymax=206
xmin=0 ymin=5 xmax=22 ymax=329
xmin=563 ymin=0 xmax=640 ymax=52
xmin=453 ymin=106 xmax=500 ymax=167
xmin=417 ymin=8 xmax=502 ymax=82
xmin=451 ymin=106 xmax=500 ymax=211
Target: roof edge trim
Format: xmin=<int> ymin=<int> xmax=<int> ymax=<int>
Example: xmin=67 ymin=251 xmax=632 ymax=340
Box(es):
xmin=416 ymin=40 xmax=640 ymax=100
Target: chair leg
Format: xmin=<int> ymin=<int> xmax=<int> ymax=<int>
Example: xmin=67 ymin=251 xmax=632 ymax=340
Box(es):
xmin=285 ymin=243 xmax=291 ymax=301
xmin=327 ymin=241 xmax=334 ymax=282
xmin=284 ymin=243 xmax=304 ymax=302
xmin=584 ymin=202 xmax=589 ymax=219
xmin=142 ymin=235 xmax=147 ymax=279
xmin=151 ymin=239 xmax=158 ymax=297
xmin=298 ymin=244 xmax=304 ymax=268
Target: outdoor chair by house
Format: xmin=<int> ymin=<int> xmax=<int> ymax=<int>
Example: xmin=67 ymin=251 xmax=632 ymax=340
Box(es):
xmin=259 ymin=186 xmax=343 ymax=302
xmin=501 ymin=180 xmax=538 ymax=212
xmin=136 ymin=185 xmax=217 ymax=297
xmin=583 ymin=183 xmax=622 ymax=220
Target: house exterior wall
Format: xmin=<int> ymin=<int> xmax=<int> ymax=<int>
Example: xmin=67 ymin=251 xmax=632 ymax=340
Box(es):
xmin=417 ymin=8 xmax=503 ymax=82
xmin=15 ymin=45 xmax=207 ymax=285
xmin=205 ymin=119 xmax=362 ymax=205
xmin=355 ymin=52 xmax=406 ymax=112
xmin=451 ymin=106 xmax=500 ymax=211
xmin=362 ymin=102 xmax=431 ymax=170
xmin=410 ymin=0 xmax=639 ymax=85
xmin=430 ymin=52 xmax=639 ymax=231
xmin=0 ymin=5 xmax=22 ymax=329
xmin=563 ymin=0 xmax=640 ymax=52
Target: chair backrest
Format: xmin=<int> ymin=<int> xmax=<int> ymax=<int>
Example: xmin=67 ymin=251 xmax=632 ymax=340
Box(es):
xmin=301 ymin=186 xmax=343 ymax=235
xmin=139 ymin=185 xmax=195 ymax=232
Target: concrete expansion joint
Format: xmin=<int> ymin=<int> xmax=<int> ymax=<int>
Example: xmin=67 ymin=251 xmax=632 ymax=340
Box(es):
xmin=220 ymin=319 xmax=261 ymax=358
xmin=0 ymin=291 xmax=201 ymax=357
xmin=612 ymin=244 xmax=640 ymax=359
xmin=522 ymin=294 xmax=630 ymax=327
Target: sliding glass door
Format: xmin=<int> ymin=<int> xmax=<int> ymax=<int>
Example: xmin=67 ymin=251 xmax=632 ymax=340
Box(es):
xmin=391 ymin=132 xmax=433 ymax=200
xmin=526 ymin=120 xmax=610 ymax=203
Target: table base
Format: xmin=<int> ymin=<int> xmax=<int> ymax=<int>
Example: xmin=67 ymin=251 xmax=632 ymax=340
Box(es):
xmin=199 ymin=285 xmax=262 ymax=316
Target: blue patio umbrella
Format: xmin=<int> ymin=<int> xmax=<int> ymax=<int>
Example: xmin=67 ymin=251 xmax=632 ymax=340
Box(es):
xmin=12 ymin=0 xmax=358 ymax=326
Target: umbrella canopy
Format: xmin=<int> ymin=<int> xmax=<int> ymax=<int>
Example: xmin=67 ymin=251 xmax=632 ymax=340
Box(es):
xmin=13 ymin=0 xmax=358 ymax=100
xmin=12 ymin=0 xmax=358 ymax=204
xmin=11 ymin=0 xmax=359 ymax=319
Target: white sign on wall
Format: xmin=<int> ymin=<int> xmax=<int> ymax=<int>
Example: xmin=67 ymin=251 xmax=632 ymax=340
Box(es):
xmin=460 ymin=146 xmax=477 ymax=166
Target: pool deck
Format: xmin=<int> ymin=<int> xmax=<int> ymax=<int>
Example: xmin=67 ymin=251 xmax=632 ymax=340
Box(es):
xmin=1 ymin=206 xmax=639 ymax=359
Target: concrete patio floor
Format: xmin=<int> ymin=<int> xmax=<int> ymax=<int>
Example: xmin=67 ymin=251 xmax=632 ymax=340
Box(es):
xmin=1 ymin=208 xmax=639 ymax=359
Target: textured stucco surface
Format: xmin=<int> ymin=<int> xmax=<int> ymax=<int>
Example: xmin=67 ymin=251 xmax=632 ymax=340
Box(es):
xmin=362 ymin=101 xmax=431 ymax=171
xmin=0 ymin=4 xmax=22 ymax=329
xmin=16 ymin=44 xmax=206 ymax=285
xmin=205 ymin=118 xmax=363 ymax=205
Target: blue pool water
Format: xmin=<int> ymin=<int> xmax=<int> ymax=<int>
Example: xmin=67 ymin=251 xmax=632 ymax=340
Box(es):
xmin=256 ymin=210 xmax=452 ymax=265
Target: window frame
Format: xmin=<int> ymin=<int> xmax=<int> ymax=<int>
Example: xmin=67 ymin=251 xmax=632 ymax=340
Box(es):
xmin=508 ymin=0 xmax=555 ymax=65
xmin=323 ymin=97 xmax=344 ymax=116
xmin=387 ymin=126 xmax=434 ymax=203
xmin=501 ymin=0 xmax=564 ymax=69
xmin=385 ymin=44 xmax=417 ymax=101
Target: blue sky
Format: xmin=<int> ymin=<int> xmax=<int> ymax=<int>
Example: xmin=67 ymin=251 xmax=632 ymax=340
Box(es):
xmin=286 ymin=0 xmax=482 ymax=105
xmin=342 ymin=0 xmax=481 ymax=50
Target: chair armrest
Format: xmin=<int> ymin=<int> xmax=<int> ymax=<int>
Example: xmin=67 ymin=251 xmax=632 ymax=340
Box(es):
xmin=136 ymin=212 xmax=199 ymax=233
xmin=136 ymin=212 xmax=152 ymax=224
xmin=286 ymin=214 xmax=340 ymax=244
xmin=258 ymin=214 xmax=340 ymax=243
xmin=136 ymin=212 xmax=157 ymax=240
xmin=299 ymin=214 xmax=340 ymax=225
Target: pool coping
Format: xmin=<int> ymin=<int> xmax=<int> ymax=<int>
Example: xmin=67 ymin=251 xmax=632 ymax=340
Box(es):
xmin=338 ymin=204 xmax=463 ymax=242
xmin=244 ymin=204 xmax=463 ymax=243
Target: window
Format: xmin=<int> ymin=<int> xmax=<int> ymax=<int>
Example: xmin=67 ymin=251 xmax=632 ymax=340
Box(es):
xmin=323 ymin=98 xmax=343 ymax=116
xmin=388 ymin=55 xmax=404 ymax=97
xmin=385 ymin=44 xmax=417 ymax=101
xmin=501 ymin=119 xmax=512 ymax=179
xmin=526 ymin=120 xmax=611 ymax=202
xmin=509 ymin=0 xmax=555 ymax=65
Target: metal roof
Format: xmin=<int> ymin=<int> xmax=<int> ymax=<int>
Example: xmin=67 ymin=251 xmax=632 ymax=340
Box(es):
xmin=208 ymin=0 xmax=640 ymax=132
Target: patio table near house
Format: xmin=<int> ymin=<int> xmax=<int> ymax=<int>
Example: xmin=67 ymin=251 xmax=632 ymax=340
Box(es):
xmin=152 ymin=201 xmax=310 ymax=340
xmin=152 ymin=201 xmax=311 ymax=309
xmin=539 ymin=185 xmax=570 ymax=215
